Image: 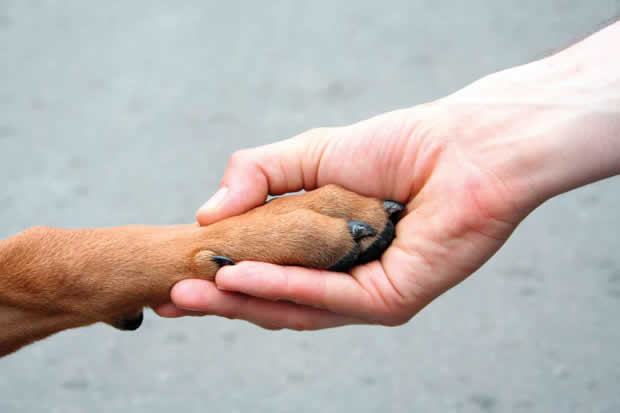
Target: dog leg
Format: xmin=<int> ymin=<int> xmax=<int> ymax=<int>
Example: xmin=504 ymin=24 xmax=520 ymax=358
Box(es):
xmin=0 ymin=185 xmax=404 ymax=356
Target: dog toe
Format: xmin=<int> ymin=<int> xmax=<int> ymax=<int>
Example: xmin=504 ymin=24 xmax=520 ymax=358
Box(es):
xmin=348 ymin=221 xmax=377 ymax=240
xmin=328 ymin=220 xmax=381 ymax=272
xmin=350 ymin=200 xmax=403 ymax=265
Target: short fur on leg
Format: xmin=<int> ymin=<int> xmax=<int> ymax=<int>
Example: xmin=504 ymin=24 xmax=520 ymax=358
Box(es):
xmin=0 ymin=185 xmax=403 ymax=356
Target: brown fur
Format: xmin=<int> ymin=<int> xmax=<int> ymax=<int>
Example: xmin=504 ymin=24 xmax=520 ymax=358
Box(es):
xmin=0 ymin=185 xmax=394 ymax=357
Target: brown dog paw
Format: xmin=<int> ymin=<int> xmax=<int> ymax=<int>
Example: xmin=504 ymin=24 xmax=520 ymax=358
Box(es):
xmin=0 ymin=185 xmax=404 ymax=340
xmin=191 ymin=184 xmax=405 ymax=276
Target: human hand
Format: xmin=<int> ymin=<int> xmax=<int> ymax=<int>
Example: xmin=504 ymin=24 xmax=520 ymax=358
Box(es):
xmin=154 ymin=22 xmax=620 ymax=329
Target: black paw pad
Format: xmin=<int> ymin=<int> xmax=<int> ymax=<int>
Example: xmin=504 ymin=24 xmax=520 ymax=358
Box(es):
xmin=328 ymin=245 xmax=361 ymax=272
xmin=121 ymin=312 xmax=143 ymax=331
xmin=348 ymin=221 xmax=376 ymax=241
xmin=212 ymin=256 xmax=235 ymax=267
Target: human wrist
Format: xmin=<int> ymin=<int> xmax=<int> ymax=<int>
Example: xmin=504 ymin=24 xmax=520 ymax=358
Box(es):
xmin=437 ymin=23 xmax=619 ymax=212
xmin=508 ymin=22 xmax=620 ymax=203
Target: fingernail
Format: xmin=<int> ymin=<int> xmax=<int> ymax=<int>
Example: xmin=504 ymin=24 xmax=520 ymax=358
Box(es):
xmin=198 ymin=187 xmax=228 ymax=214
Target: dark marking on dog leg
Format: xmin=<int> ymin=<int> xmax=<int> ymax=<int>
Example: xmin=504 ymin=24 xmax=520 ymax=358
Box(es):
xmin=120 ymin=311 xmax=143 ymax=331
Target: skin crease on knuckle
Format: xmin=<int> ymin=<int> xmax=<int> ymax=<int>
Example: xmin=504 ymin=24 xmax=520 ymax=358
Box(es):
xmin=224 ymin=149 xmax=268 ymax=195
xmin=228 ymin=149 xmax=252 ymax=169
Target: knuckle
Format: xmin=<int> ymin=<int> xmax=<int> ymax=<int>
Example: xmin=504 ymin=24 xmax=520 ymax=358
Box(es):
xmin=222 ymin=313 xmax=238 ymax=321
xmin=228 ymin=149 xmax=252 ymax=167
xmin=269 ymin=265 xmax=291 ymax=299
xmin=286 ymin=314 xmax=316 ymax=331
xmin=288 ymin=323 xmax=306 ymax=332
xmin=260 ymin=324 xmax=283 ymax=331
xmin=381 ymin=317 xmax=408 ymax=327
xmin=378 ymin=310 xmax=413 ymax=327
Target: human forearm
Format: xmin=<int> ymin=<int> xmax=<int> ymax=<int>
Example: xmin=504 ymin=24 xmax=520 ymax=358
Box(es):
xmin=438 ymin=20 xmax=620 ymax=212
xmin=518 ymin=20 xmax=620 ymax=199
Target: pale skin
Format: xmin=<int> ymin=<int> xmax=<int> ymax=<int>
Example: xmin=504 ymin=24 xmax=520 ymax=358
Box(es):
xmin=155 ymin=21 xmax=620 ymax=330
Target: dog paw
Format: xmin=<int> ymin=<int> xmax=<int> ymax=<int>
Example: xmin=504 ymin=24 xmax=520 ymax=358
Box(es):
xmin=64 ymin=185 xmax=404 ymax=328
xmin=329 ymin=201 xmax=404 ymax=271
xmin=191 ymin=184 xmax=405 ymax=275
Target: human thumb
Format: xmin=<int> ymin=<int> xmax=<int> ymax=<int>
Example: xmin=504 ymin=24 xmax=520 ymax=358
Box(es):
xmin=195 ymin=128 xmax=333 ymax=226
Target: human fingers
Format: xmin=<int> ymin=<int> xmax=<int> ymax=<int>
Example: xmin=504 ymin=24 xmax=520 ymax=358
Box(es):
xmin=212 ymin=261 xmax=415 ymax=325
xmin=168 ymin=279 xmax=364 ymax=330
xmin=153 ymin=302 xmax=186 ymax=318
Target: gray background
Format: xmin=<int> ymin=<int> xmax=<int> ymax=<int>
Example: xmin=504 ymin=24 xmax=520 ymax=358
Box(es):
xmin=1 ymin=1 xmax=619 ymax=412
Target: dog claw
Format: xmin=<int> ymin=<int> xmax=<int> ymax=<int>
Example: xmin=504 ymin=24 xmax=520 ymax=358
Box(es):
xmin=348 ymin=221 xmax=376 ymax=241
xmin=212 ymin=255 xmax=235 ymax=267
xmin=356 ymin=220 xmax=395 ymax=265
xmin=120 ymin=312 xmax=143 ymax=331
xmin=383 ymin=200 xmax=405 ymax=216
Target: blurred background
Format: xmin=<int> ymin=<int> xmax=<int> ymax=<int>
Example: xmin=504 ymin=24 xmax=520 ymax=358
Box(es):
xmin=1 ymin=1 xmax=619 ymax=412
